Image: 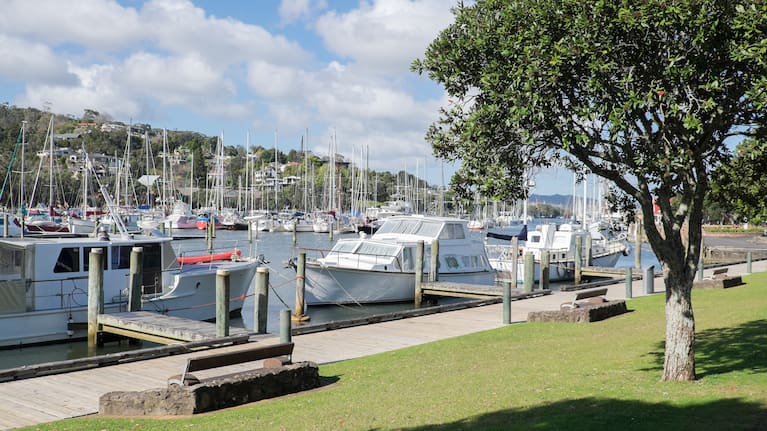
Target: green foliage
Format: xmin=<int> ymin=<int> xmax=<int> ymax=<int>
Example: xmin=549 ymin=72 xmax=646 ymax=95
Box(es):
xmin=710 ymin=138 xmax=767 ymax=224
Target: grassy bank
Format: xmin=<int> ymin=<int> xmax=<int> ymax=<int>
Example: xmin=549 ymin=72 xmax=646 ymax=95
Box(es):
xmin=31 ymin=276 xmax=767 ymax=430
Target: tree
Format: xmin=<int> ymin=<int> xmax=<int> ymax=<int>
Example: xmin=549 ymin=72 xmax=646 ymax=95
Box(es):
xmin=413 ymin=0 xmax=767 ymax=381
xmin=709 ymin=138 xmax=767 ymax=224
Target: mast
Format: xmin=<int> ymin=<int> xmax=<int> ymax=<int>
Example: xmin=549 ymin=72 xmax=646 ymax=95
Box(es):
xmin=20 ymin=120 xmax=26 ymax=213
xmin=48 ymin=117 xmax=54 ymax=216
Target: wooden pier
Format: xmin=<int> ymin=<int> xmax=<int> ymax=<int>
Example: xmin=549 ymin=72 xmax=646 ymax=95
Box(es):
xmin=98 ymin=311 xmax=249 ymax=345
xmin=420 ymin=281 xmax=551 ymax=300
xmin=580 ymin=265 xmax=638 ymax=278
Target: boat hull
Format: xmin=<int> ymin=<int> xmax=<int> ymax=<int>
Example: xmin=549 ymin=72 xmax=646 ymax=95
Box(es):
xmin=304 ymin=264 xmax=495 ymax=305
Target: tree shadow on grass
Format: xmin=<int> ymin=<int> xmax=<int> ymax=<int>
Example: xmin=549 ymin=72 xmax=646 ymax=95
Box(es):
xmin=643 ymin=319 xmax=767 ymax=378
xmin=397 ymin=397 xmax=766 ymax=431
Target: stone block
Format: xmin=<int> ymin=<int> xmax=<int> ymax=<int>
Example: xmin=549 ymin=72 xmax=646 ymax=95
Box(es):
xmin=100 ymin=361 xmax=320 ymax=416
xmin=529 ymin=300 xmax=628 ymax=323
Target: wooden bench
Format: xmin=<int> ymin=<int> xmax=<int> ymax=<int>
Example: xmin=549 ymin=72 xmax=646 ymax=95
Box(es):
xmin=168 ymin=342 xmax=294 ymax=386
xmin=710 ymin=267 xmax=729 ymax=280
xmin=561 ymin=287 xmax=608 ymax=309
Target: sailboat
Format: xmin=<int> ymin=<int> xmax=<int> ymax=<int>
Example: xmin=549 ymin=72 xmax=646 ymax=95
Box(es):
xmin=25 ymin=116 xmax=69 ymax=233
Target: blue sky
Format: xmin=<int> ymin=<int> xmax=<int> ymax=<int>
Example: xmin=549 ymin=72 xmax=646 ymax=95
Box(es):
xmin=0 ymin=0 xmax=572 ymax=195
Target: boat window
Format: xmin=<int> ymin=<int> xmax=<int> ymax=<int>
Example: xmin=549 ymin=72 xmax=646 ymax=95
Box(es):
xmin=439 ymin=223 xmax=466 ymax=240
xmin=54 ymin=247 xmax=80 ymax=273
xmin=83 ymin=247 xmax=108 ymax=271
xmin=140 ymin=243 xmax=163 ymax=270
xmin=445 ymin=256 xmax=460 ymax=269
xmin=417 ymin=221 xmax=442 ymax=237
xmin=0 ymin=247 xmax=23 ymax=278
xmin=461 ymin=255 xmax=485 ymax=269
xmin=357 ymin=242 xmax=399 ymax=257
xmin=111 ymin=246 xmax=133 ymax=269
xmin=402 ymin=247 xmax=414 ymax=270
xmin=331 ymin=241 xmax=359 ymax=253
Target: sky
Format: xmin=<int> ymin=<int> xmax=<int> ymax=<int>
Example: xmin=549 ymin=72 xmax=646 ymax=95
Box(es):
xmin=0 ymin=0 xmax=572 ymax=195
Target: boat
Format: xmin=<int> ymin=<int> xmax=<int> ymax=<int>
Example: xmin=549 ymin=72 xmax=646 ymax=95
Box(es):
xmin=485 ymin=222 xmax=628 ymax=282
xmin=301 ymin=215 xmax=496 ymax=305
xmin=0 ymin=226 xmax=263 ymax=348
xmin=176 ymin=249 xmax=241 ymax=264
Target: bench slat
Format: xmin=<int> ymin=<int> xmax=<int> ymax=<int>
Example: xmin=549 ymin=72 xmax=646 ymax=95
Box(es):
xmin=186 ymin=342 xmax=294 ymax=373
xmin=573 ymin=288 xmax=608 ymax=300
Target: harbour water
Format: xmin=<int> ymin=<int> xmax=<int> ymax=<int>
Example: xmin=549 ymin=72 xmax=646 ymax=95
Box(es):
xmin=0 ymin=219 xmax=659 ymax=370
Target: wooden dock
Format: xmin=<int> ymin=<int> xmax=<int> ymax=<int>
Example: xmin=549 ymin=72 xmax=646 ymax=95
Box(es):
xmin=421 ymin=282 xmax=551 ymax=300
xmin=580 ymin=265 xmax=637 ymax=278
xmin=98 ymin=311 xmax=249 ymax=344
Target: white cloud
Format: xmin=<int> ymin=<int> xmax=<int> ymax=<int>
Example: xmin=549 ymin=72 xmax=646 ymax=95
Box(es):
xmin=142 ymin=0 xmax=310 ymax=67
xmin=120 ymin=52 xmax=234 ymax=104
xmin=0 ymin=35 xmax=77 ymax=85
xmin=19 ymin=63 xmax=142 ymax=120
xmin=315 ymin=0 xmax=454 ymax=74
xmin=0 ymin=0 xmax=143 ymax=50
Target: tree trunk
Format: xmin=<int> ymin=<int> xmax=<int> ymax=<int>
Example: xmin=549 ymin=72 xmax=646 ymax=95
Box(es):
xmin=662 ymin=272 xmax=696 ymax=381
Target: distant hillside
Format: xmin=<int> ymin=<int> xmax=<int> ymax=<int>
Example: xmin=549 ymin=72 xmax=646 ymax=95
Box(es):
xmin=528 ymin=194 xmax=572 ymax=208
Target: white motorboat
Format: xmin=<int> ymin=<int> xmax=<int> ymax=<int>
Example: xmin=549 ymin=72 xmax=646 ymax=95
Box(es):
xmin=485 ymin=222 xmax=628 ymax=282
xmin=302 ymin=215 xmax=496 ymax=305
xmin=0 ymin=228 xmax=263 ymax=348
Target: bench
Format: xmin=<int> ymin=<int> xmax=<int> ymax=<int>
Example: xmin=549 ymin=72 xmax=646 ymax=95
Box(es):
xmin=709 ymin=267 xmax=729 ymax=280
xmin=169 ymin=342 xmax=294 ymax=386
xmin=561 ymin=287 xmax=608 ymax=309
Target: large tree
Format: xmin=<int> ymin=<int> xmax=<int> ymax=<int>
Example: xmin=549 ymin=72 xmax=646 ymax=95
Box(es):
xmin=413 ymin=0 xmax=767 ymax=381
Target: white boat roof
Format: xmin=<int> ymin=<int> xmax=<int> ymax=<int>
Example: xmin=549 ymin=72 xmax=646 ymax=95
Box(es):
xmin=0 ymin=233 xmax=170 ymax=249
xmin=372 ymin=215 xmax=470 ymax=242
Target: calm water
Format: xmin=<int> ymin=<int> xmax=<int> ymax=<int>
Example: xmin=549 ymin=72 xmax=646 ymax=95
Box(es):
xmin=0 ymin=219 xmax=659 ymax=369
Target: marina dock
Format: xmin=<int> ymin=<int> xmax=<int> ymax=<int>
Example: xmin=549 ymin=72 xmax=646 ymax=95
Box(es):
xmin=0 ymin=258 xmax=763 ymax=430
xmin=98 ymin=311 xmax=250 ymax=344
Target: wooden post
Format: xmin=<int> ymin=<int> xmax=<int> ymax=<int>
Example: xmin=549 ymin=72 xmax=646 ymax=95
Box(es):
xmin=429 ymin=239 xmax=439 ymax=282
xmin=328 ymin=223 xmax=334 ymax=241
xmin=206 ymin=219 xmax=213 ymax=253
xmin=292 ymin=221 xmax=297 ymax=245
xmin=216 ymin=269 xmax=230 ymax=337
xmin=415 ymin=240 xmax=424 ymax=307
xmin=574 ymin=236 xmax=583 ymax=285
xmin=585 ymin=235 xmax=593 ymax=266
xmin=523 ymin=252 xmax=534 ymax=293
xmin=254 ymin=267 xmax=269 ymax=334
xmin=280 ymin=309 xmax=292 ymax=344
xmin=625 ymin=267 xmax=633 ymax=299
xmin=511 ymin=236 xmax=519 ymax=289
xmin=540 ymin=250 xmax=550 ymax=291
xmin=87 ymin=248 xmax=104 ymax=350
xmin=747 ymin=251 xmax=752 ymax=274
xmin=293 ymin=252 xmax=310 ymax=322
xmin=128 ymin=247 xmax=144 ymax=312
xmin=697 ymin=255 xmax=704 ymax=281
xmin=502 ymin=280 xmax=511 ymax=324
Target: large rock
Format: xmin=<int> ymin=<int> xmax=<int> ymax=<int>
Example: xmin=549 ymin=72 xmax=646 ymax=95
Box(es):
xmin=99 ymin=361 xmax=320 ymax=416
xmin=528 ymin=300 xmax=628 ymax=323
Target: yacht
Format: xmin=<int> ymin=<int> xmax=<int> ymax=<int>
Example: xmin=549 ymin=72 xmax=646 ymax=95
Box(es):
xmin=0 ymin=227 xmax=263 ymax=348
xmin=485 ymin=222 xmax=628 ymax=282
xmin=301 ymin=215 xmax=495 ymax=305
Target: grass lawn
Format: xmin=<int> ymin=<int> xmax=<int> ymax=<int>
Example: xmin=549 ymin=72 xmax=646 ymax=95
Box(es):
xmin=28 ymin=274 xmax=767 ymax=430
